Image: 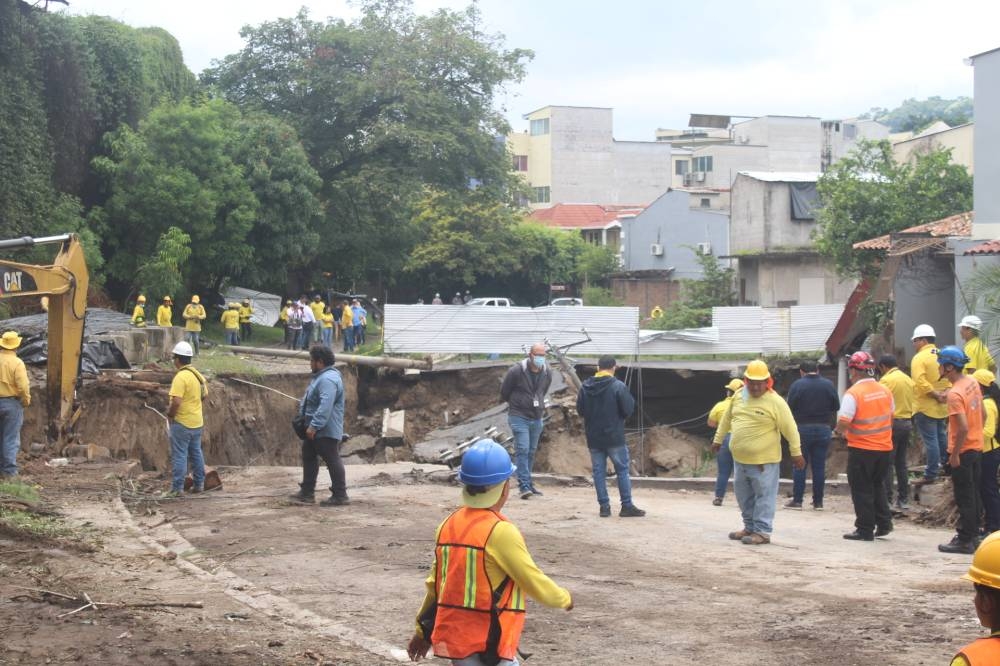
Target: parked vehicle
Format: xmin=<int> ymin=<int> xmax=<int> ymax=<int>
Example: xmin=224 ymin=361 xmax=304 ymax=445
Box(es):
xmin=465 ymin=297 xmax=514 ymax=306
xmin=550 ymin=297 xmax=583 ymax=306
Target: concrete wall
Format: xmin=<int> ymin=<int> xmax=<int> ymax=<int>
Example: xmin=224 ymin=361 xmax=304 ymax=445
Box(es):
xmin=732 ymin=116 xmax=822 ymax=172
xmin=737 ymin=255 xmax=855 ymax=307
xmin=610 ymin=276 xmax=682 ymax=314
xmin=953 ymin=238 xmax=1000 ymax=333
xmin=974 ymin=49 xmax=1000 ymax=238
xmin=620 ymin=189 xmax=729 ymax=277
xmin=693 ymin=143 xmax=769 ymax=189
xmin=610 ymin=140 xmax=673 ymax=204
xmin=729 ymin=175 xmax=817 ymax=253
xmin=893 ymin=252 xmax=957 ymax=360
xmin=893 ymin=123 xmax=973 ymax=173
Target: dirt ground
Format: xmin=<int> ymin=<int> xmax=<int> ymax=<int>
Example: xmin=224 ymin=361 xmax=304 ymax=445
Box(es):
xmin=3 ymin=459 xmax=986 ymax=665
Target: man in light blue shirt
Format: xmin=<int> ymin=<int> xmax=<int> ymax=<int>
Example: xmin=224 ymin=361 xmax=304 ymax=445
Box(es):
xmin=351 ymin=299 xmax=367 ymax=347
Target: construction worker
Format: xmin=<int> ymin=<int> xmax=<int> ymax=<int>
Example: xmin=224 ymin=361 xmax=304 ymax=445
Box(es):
xmin=960 ymin=315 xmax=997 ymax=375
xmin=837 ymin=351 xmax=895 ymax=541
xmin=310 ymin=295 xmax=325 ymax=343
xmin=407 ymin=439 xmax=573 ymax=664
xmin=351 ymin=299 xmax=367 ymax=346
xmin=708 ymin=378 xmax=743 ymax=506
xmin=279 ymin=299 xmax=292 ymax=346
xmin=952 ymin=532 xmax=1000 ymax=665
xmin=166 ymin=341 xmax=207 ymax=496
xmin=131 ymin=295 xmax=147 ymax=327
xmin=501 ymin=343 xmax=552 ymax=500
xmin=156 ymin=296 xmax=173 ymax=327
xmin=911 ymin=324 xmax=951 ymax=486
xmin=239 ymin=298 xmax=254 ymax=342
xmin=320 ymin=305 xmax=335 ymax=348
xmin=712 ymin=360 xmax=804 ymax=545
xmin=974 ymin=369 xmax=1000 ymax=534
xmin=0 ymin=331 xmax=30 ymax=478
xmin=182 ymin=295 xmax=207 ymax=355
xmin=877 ymin=354 xmax=916 ymax=510
xmin=341 ymin=300 xmax=354 ymax=352
xmin=786 ymin=359 xmax=840 ymax=511
xmin=938 ymin=346 xmax=985 ymax=554
xmin=220 ymin=302 xmax=241 ymax=346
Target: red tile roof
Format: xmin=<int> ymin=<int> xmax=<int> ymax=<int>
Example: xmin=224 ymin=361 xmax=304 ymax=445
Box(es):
xmin=853 ymin=211 xmax=973 ymax=250
xmin=530 ymin=203 xmax=646 ymax=229
xmin=965 ymin=239 xmax=1000 ymax=255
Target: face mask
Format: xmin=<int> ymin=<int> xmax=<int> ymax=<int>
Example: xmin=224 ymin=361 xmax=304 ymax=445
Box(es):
xmin=532 ymin=355 xmax=545 ymax=368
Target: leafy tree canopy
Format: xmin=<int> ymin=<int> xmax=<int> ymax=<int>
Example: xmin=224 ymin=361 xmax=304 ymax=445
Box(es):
xmin=859 ymin=96 xmax=972 ymax=133
xmin=813 ymin=140 xmax=972 ymax=278
xmin=649 ymin=248 xmax=735 ymax=330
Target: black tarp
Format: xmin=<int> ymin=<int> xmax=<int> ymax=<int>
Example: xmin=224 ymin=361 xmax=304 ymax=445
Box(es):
xmin=0 ymin=308 xmax=132 ymax=373
xmin=790 ymin=181 xmax=818 ymax=220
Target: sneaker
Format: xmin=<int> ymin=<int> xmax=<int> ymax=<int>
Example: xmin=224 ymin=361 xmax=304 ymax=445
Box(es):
xmin=619 ymin=504 xmax=646 ymax=518
xmin=896 ymin=499 xmax=910 ymax=510
xmin=812 ymin=503 xmax=824 ymax=511
xmin=519 ymin=489 xmax=533 ymax=500
xmin=741 ymin=533 xmax=770 ymax=545
xmin=784 ymin=500 xmax=803 ymax=509
xmin=530 ymin=487 xmax=544 ymax=496
xmin=712 ymin=497 xmax=723 ymax=507
xmin=843 ymin=530 xmax=874 ymax=542
xmin=938 ymin=536 xmax=976 ymax=554
xmin=875 ymin=526 xmax=893 ymax=538
xmin=289 ymin=491 xmax=315 ymax=504
xmin=320 ymin=496 xmax=350 ymax=506
xmin=599 ymin=505 xmax=611 ymax=518
xmin=728 ymin=529 xmax=751 ymax=541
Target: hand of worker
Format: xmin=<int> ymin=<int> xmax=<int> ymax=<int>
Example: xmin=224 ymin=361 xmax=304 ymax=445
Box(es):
xmin=710 ymin=442 xmax=720 ymax=454
xmin=950 ymin=451 xmax=961 ymax=469
xmin=406 ymin=633 xmax=431 ymax=661
xmin=933 ymin=390 xmax=949 ymax=404
xmin=306 ymin=426 xmax=316 ymax=441
xmin=791 ymin=454 xmax=806 ymax=470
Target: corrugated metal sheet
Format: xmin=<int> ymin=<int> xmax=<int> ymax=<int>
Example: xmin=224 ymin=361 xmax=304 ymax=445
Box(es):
xmin=383 ymin=305 xmax=641 ymax=355
xmin=762 ymin=308 xmax=791 ymax=355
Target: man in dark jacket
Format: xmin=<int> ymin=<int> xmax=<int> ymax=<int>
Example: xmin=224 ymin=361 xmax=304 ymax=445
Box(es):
xmin=576 ymin=356 xmax=645 ymax=518
xmin=500 ymin=342 xmax=552 ymax=500
xmin=785 ymin=359 xmax=840 ymax=510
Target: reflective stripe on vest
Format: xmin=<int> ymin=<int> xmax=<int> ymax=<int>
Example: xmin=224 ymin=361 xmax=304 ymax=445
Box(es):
xmin=431 ymin=507 xmax=526 ymax=661
xmin=845 ymin=380 xmax=894 ymax=451
xmin=958 ymin=636 xmax=1000 ymax=665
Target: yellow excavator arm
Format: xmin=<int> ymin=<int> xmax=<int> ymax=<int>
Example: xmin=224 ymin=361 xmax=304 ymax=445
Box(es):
xmin=0 ymin=234 xmax=88 ymax=441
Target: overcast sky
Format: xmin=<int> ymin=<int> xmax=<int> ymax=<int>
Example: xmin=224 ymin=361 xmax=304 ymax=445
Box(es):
xmin=65 ymin=0 xmax=1000 ymax=141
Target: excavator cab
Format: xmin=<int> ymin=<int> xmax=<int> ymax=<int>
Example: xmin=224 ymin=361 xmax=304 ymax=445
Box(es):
xmin=0 ymin=234 xmax=88 ymax=443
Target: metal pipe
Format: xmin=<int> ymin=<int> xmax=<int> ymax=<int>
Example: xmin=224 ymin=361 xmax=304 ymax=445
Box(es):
xmin=0 ymin=234 xmax=72 ymax=250
xmin=219 ymin=345 xmax=433 ymax=370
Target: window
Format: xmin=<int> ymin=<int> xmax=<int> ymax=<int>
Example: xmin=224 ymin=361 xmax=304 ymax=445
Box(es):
xmin=512 ymin=154 xmax=528 ymax=171
xmin=844 ymin=123 xmax=857 ymax=140
xmin=530 ymin=118 xmax=550 ymax=136
xmin=700 ymin=198 xmax=711 ymax=208
xmin=693 ymin=155 xmax=713 ymax=172
xmin=532 ymin=186 xmax=550 ymax=203
xmin=675 ymin=160 xmax=689 ymax=175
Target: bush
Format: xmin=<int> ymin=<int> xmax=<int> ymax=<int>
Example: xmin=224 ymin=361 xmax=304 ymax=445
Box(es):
xmin=581 ymin=286 xmax=623 ymax=307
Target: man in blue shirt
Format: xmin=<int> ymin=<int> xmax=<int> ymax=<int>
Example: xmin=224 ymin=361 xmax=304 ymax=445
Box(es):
xmin=290 ymin=345 xmax=349 ymax=506
xmin=351 ymin=299 xmax=367 ymax=347
xmin=785 ymin=360 xmax=840 ymax=510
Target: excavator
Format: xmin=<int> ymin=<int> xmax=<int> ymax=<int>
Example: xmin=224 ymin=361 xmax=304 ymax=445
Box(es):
xmin=0 ymin=234 xmax=88 ymax=442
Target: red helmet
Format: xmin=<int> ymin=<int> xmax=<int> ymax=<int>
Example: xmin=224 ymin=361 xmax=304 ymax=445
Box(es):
xmin=847 ymin=351 xmax=876 ymax=371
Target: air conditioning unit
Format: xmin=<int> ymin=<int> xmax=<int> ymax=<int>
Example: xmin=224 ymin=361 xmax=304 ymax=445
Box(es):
xmin=695 ymin=171 xmax=706 ymax=182
xmin=697 ymin=241 xmax=712 ymax=255
xmin=650 ymin=243 xmax=664 ymax=256
xmin=683 ymin=172 xmax=695 ymax=186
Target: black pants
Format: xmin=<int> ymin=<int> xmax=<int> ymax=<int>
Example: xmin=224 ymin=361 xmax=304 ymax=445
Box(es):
xmin=301 ymin=436 xmax=347 ymax=499
xmin=301 ymin=322 xmax=314 ymax=349
xmin=848 ymin=448 xmax=893 ymax=535
xmin=952 ymin=449 xmax=982 ymax=542
xmin=882 ymin=420 xmax=912 ymax=503
xmin=981 ymin=448 xmax=1000 ymax=533
xmin=241 ymin=322 xmax=252 ymax=341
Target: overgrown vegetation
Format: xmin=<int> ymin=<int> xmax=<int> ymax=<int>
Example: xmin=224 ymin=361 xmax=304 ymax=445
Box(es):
xmin=859 ymin=96 xmax=973 ymax=133
xmin=647 ymin=249 xmax=736 ymax=330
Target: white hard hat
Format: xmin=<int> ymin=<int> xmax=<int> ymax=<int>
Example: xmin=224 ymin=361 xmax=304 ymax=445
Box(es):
xmin=912 ymin=324 xmax=936 ymax=340
xmin=960 ymin=315 xmax=983 ymax=331
xmin=172 ymin=341 xmax=194 ymax=357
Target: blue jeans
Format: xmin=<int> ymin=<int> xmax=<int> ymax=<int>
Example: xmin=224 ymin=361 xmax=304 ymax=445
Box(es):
xmin=344 ymin=326 xmax=355 ymax=351
xmin=590 ymin=445 xmax=634 ymax=508
xmin=508 ymin=414 xmax=543 ymax=492
xmin=914 ymin=412 xmax=948 ymax=480
xmin=353 ymin=324 xmax=363 ymax=346
xmin=734 ymin=462 xmax=780 ymax=536
xmin=714 ymin=434 xmax=733 ymax=498
xmin=791 ymin=424 xmax=832 ymax=506
xmin=185 ymin=331 xmax=200 ymax=355
xmin=981 ymin=448 xmax=1000 ymax=533
xmin=322 ymin=327 xmax=333 ymax=347
xmin=0 ymin=398 xmax=24 ymax=476
xmin=169 ymin=422 xmax=205 ymax=492
xmin=225 ymin=330 xmax=239 ymax=345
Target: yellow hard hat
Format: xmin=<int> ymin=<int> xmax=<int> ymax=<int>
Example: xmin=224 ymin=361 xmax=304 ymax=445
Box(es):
xmin=963 ymin=532 xmax=1000 ymax=590
xmin=0 ymin=331 xmax=22 ymax=350
xmin=744 ymin=360 xmax=770 ymax=381
xmin=726 ymin=378 xmax=744 ymax=392
xmin=974 ymin=369 xmax=996 ymax=388
xmin=191 ymin=295 xmax=200 ymax=304
xmin=229 ymin=302 xmax=239 ymax=309
xmin=137 ymin=295 xmax=146 ymax=303
xmin=164 ymin=296 xmax=172 ymax=302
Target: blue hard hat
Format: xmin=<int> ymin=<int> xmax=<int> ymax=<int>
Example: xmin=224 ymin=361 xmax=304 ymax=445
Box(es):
xmin=458 ymin=439 xmax=516 ymax=486
xmin=937 ymin=345 xmax=970 ymax=369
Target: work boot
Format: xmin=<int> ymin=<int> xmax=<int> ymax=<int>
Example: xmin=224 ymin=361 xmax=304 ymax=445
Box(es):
xmin=619 ymin=504 xmax=646 ymax=518
xmin=741 ymin=533 xmax=770 ymax=545
xmin=189 ymin=485 xmax=204 ymax=494
xmin=712 ymin=497 xmax=723 ymax=506
xmin=289 ymin=484 xmax=315 ymax=504
xmin=729 ymin=529 xmax=751 ymax=541
xmin=784 ymin=500 xmax=803 ymax=509
xmin=530 ymin=486 xmax=544 ymax=496
xmin=812 ymin=503 xmax=824 ymax=511
xmin=320 ymin=495 xmax=350 ymax=507
xmin=599 ymin=505 xmax=611 ymax=518
xmin=938 ymin=536 xmax=976 ymax=554
xmin=843 ymin=530 xmax=874 ymax=542
xmin=875 ymin=526 xmax=893 ymax=538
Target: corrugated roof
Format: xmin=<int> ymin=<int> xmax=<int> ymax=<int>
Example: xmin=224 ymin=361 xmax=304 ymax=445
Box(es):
xmin=530 ymin=203 xmax=646 ymax=230
xmin=965 ymin=239 xmax=1000 ymax=255
xmin=737 ymin=171 xmax=823 ymax=183
xmin=853 ymin=211 xmax=974 ymax=250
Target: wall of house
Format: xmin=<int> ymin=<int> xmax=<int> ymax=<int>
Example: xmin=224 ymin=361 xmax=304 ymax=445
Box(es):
xmin=893 ymin=251 xmax=957 ymax=359
xmin=732 ymin=116 xmax=822 ymax=172
xmin=692 ymin=143 xmax=769 ymax=189
xmin=974 ymin=49 xmax=1000 ymax=238
xmin=729 ymin=175 xmax=817 ymax=253
xmin=893 ymin=124 xmax=974 ymax=173
xmin=737 ymin=255 xmax=855 ymax=307
xmin=953 ymin=238 xmax=1000 ymax=334
xmin=620 ymin=189 xmax=729 ymax=277
xmin=610 ymin=277 xmax=682 ymax=314
xmin=610 ymin=140 xmax=674 ymax=204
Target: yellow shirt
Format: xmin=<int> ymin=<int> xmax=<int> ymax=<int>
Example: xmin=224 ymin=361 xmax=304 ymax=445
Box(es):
xmin=131 ymin=304 xmax=146 ymax=326
xmin=238 ymin=305 xmax=253 ymax=323
xmin=321 ymin=313 xmax=334 ymax=329
xmin=879 ymin=367 xmax=915 ymax=419
xmin=965 ymin=336 xmax=996 ymax=375
xmin=714 ymin=389 xmax=801 ymax=464
xmin=984 ymin=397 xmax=998 ymax=453
xmin=220 ymin=309 xmax=240 ymax=330
xmin=279 ymin=308 xmax=289 ymax=324
xmin=169 ymin=366 xmax=207 ymax=429
xmin=183 ymin=304 xmax=206 ymax=332
xmin=341 ymin=306 xmax=353 ymax=327
xmin=708 ymin=396 xmax=731 ymax=427
xmin=0 ymin=349 xmax=30 ymax=406
xmin=310 ymin=302 xmax=325 ymax=321
xmin=911 ymin=344 xmax=950 ymax=419
xmin=156 ymin=305 xmax=172 ymax=326
xmin=414 ymin=516 xmax=571 ymax=638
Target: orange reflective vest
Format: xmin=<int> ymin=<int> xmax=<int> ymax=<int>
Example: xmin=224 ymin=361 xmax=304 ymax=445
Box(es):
xmin=843 ymin=379 xmax=893 ymax=451
xmin=431 ymin=507 xmax=526 ymax=661
xmin=956 ymin=636 xmax=1000 ymax=664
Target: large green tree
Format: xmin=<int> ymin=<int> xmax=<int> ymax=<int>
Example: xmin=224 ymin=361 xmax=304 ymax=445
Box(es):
xmin=203 ymin=1 xmax=532 ymax=286
xmin=861 ymin=96 xmax=973 ymax=133
xmin=813 ymin=140 xmax=972 ymax=278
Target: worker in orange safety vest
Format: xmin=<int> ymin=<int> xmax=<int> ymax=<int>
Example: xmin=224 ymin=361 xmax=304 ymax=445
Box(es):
xmin=953 ymin=532 xmax=1000 ymax=665
xmin=407 ymin=439 xmax=573 ymax=665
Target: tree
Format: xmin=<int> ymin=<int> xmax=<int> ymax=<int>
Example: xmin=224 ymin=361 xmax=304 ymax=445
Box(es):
xmin=813 ymin=140 xmax=972 ymax=278
xmin=134 ymin=226 xmax=191 ymax=302
xmin=649 ymin=248 xmax=735 ymax=330
xmin=575 ymin=244 xmax=619 ymax=286
xmin=860 ymin=96 xmax=973 ymax=133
